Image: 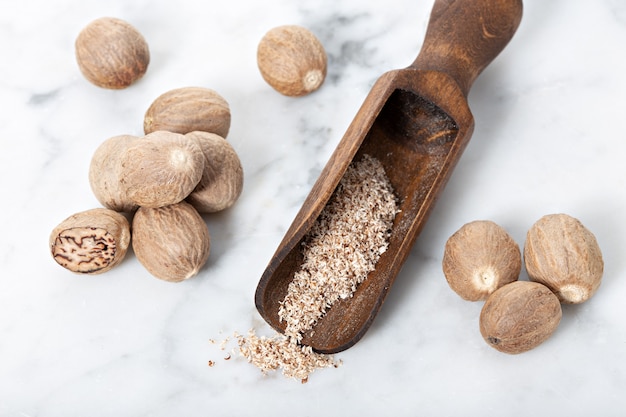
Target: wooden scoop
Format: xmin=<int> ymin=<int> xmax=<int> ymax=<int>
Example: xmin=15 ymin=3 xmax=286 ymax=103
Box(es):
xmin=255 ymin=0 xmax=523 ymax=353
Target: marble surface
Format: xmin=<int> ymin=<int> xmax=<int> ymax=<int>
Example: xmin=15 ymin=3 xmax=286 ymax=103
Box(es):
xmin=1 ymin=0 xmax=626 ymax=415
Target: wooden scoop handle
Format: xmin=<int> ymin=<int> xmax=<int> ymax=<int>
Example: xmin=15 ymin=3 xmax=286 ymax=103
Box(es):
xmin=412 ymin=0 xmax=523 ymax=97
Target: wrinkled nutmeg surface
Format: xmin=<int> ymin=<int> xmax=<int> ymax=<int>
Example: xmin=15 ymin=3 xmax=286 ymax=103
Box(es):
xmin=132 ymin=201 xmax=210 ymax=282
xmin=443 ymin=220 xmax=521 ymax=301
xmin=50 ymin=208 xmax=130 ymax=274
xmin=480 ymin=281 xmax=562 ymax=354
xmin=257 ymin=25 xmax=327 ymax=97
xmin=144 ymin=87 xmax=231 ymax=138
xmin=524 ymin=213 xmax=603 ymax=304
xmin=89 ymin=134 xmax=139 ymax=213
xmin=118 ymin=131 xmax=205 ymax=208
xmin=185 ymin=131 xmax=244 ymax=213
xmin=75 ymin=17 xmax=150 ymax=89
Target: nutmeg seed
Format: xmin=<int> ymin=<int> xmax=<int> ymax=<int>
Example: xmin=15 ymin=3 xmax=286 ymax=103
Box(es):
xmin=479 ymin=281 xmax=562 ymax=354
xmin=50 ymin=208 xmax=131 ymax=274
xmin=144 ymin=87 xmax=231 ymax=138
xmin=75 ymin=17 xmax=150 ymax=89
xmin=185 ymin=131 xmax=244 ymax=213
xmin=132 ymin=201 xmax=210 ymax=282
xmin=524 ymin=213 xmax=603 ymax=304
xmin=257 ymin=25 xmax=327 ymax=97
xmin=118 ymin=131 xmax=205 ymax=208
xmin=442 ymin=220 xmax=521 ymax=301
xmin=89 ymin=134 xmax=139 ymax=213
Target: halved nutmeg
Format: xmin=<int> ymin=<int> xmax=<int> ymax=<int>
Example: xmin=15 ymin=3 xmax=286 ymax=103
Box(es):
xmin=50 ymin=208 xmax=131 ymax=274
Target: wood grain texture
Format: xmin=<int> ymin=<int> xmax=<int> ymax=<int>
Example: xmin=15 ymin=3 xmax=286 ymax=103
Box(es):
xmin=256 ymin=0 xmax=523 ymax=353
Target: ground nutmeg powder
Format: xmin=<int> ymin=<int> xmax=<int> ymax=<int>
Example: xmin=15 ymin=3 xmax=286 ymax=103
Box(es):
xmin=220 ymin=154 xmax=398 ymax=382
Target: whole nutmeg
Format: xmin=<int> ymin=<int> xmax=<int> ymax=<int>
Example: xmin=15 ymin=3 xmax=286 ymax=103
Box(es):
xmin=75 ymin=17 xmax=150 ymax=89
xmin=50 ymin=208 xmax=131 ymax=274
xmin=185 ymin=131 xmax=244 ymax=213
xmin=479 ymin=281 xmax=562 ymax=354
xmin=257 ymin=25 xmax=327 ymax=97
xmin=132 ymin=201 xmax=210 ymax=282
xmin=89 ymin=134 xmax=139 ymax=213
xmin=118 ymin=131 xmax=205 ymax=208
xmin=442 ymin=220 xmax=521 ymax=301
xmin=524 ymin=213 xmax=603 ymax=304
xmin=144 ymin=87 xmax=231 ymax=138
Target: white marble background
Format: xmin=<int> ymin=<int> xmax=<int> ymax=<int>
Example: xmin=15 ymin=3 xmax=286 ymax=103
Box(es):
xmin=1 ymin=0 xmax=626 ymax=415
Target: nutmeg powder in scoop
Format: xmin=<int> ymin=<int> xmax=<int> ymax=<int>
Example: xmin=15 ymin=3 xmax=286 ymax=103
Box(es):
xmin=234 ymin=154 xmax=398 ymax=381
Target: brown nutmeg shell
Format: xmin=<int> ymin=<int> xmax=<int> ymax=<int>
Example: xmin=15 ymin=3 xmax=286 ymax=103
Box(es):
xmin=144 ymin=87 xmax=231 ymax=138
xmin=257 ymin=25 xmax=327 ymax=97
xmin=118 ymin=131 xmax=205 ymax=208
xmin=185 ymin=131 xmax=244 ymax=213
xmin=443 ymin=220 xmax=521 ymax=301
xmin=89 ymin=134 xmax=139 ymax=213
xmin=75 ymin=17 xmax=150 ymax=89
xmin=524 ymin=213 xmax=603 ymax=304
xmin=480 ymin=281 xmax=562 ymax=354
xmin=132 ymin=202 xmax=210 ymax=282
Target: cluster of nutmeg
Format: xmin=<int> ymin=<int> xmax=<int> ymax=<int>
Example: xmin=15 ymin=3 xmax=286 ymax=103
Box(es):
xmin=441 ymin=213 xmax=604 ymax=354
xmin=50 ymin=86 xmax=242 ymax=282
xmin=50 ymin=15 xmax=329 ymax=281
xmin=50 ymin=16 xmax=329 ymax=281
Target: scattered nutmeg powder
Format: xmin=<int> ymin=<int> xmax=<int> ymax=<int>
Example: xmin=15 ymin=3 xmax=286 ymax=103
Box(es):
xmin=236 ymin=330 xmax=340 ymax=383
xmin=232 ymin=155 xmax=398 ymax=382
